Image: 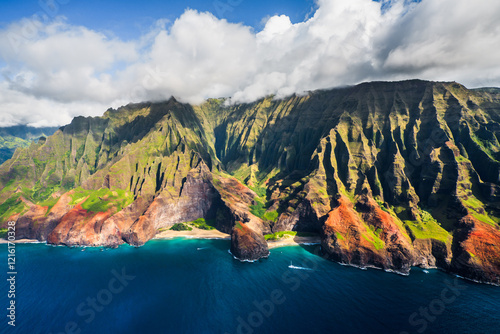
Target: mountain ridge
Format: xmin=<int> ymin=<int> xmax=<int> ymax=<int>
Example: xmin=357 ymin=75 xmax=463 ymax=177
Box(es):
xmin=0 ymin=125 xmax=58 ymax=164
xmin=1 ymin=79 xmax=499 ymax=284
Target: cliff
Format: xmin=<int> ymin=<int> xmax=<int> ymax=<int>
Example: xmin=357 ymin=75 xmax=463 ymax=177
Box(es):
xmin=0 ymin=80 xmax=499 ymax=283
xmin=0 ymin=126 xmax=58 ymax=164
xmin=230 ymin=222 xmax=269 ymax=261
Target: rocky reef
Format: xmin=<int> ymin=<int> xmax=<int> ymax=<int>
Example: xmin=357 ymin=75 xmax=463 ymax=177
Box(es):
xmin=0 ymin=80 xmax=499 ymax=283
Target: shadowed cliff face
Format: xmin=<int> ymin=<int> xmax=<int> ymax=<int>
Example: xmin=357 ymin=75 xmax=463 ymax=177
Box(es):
xmin=0 ymin=80 xmax=499 ymax=283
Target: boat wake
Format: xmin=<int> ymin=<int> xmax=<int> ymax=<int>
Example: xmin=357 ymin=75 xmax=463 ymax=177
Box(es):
xmin=288 ymin=262 xmax=314 ymax=271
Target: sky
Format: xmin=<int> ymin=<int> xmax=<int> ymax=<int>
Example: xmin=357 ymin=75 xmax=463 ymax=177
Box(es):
xmin=0 ymin=0 xmax=499 ymax=127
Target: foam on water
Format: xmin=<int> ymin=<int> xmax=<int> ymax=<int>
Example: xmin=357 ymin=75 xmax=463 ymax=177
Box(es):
xmin=2 ymin=240 xmax=499 ymax=334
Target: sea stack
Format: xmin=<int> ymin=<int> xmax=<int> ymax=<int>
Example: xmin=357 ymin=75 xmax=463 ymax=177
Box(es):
xmin=230 ymin=222 xmax=270 ymax=261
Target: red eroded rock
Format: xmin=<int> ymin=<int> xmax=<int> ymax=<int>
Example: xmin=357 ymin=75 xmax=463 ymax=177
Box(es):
xmin=230 ymin=222 xmax=269 ymax=261
xmin=322 ymin=195 xmax=416 ymax=273
xmin=47 ymin=204 xmax=89 ymax=245
xmin=322 ymin=195 xmax=387 ymax=268
xmin=451 ymin=215 xmax=500 ymax=284
xmin=15 ymin=191 xmax=76 ymax=241
xmin=65 ymin=209 xmax=114 ymax=246
xmin=356 ymin=195 xmax=414 ymax=271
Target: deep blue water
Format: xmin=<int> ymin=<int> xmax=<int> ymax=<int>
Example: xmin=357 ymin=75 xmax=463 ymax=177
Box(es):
xmin=1 ymin=239 xmax=499 ymax=334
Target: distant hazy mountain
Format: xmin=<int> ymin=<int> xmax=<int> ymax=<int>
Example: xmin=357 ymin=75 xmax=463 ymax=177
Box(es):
xmin=0 ymin=126 xmax=59 ymax=164
xmin=1 ymin=80 xmax=499 ymax=284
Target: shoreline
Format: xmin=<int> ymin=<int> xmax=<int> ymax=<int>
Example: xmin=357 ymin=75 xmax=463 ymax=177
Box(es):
xmin=1 ymin=235 xmax=498 ymax=286
xmin=153 ymin=227 xmax=230 ymax=240
xmin=0 ymin=238 xmax=40 ymax=244
xmin=153 ymin=229 xmax=322 ymax=249
xmin=267 ymin=236 xmax=321 ymax=249
xmin=0 ymin=231 xmax=322 ymax=249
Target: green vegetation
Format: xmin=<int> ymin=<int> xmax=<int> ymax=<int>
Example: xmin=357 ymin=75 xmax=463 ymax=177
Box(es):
xmin=249 ymin=199 xmax=266 ymax=218
xmin=469 ymin=211 xmax=497 ymax=227
xmin=31 ymin=183 xmax=60 ymax=203
xmin=69 ymin=187 xmax=134 ymax=213
xmin=0 ymin=228 xmax=8 ymax=238
xmin=0 ymin=194 xmax=28 ymax=221
xmin=421 ymin=210 xmax=434 ymax=222
xmin=1 ymin=80 xmax=500 ymax=276
xmin=250 ymin=186 xmax=266 ymax=198
xmin=188 ymin=218 xmax=216 ymax=230
xmin=403 ymin=209 xmax=451 ymax=243
xmin=361 ymin=234 xmax=385 ymax=250
xmin=0 ymin=136 xmax=31 ymax=149
xmin=360 ymin=222 xmax=385 ymax=250
xmin=262 ymin=210 xmax=279 ymax=222
xmin=375 ymin=199 xmax=390 ymax=213
xmin=228 ymin=164 xmax=252 ymax=183
xmin=264 ymin=231 xmax=318 ymax=241
xmin=249 ymin=199 xmax=278 ymax=222
xmin=369 ymin=225 xmax=383 ymax=239
xmin=0 ymin=136 xmax=31 ymax=164
xmin=170 ymin=223 xmax=192 ymax=231
xmin=38 ymin=196 xmax=60 ymax=214
xmin=75 ymin=144 xmax=85 ymax=162
xmin=235 ymin=222 xmax=244 ymax=231
xmin=393 ymin=206 xmax=406 ymax=215
xmin=461 ymin=196 xmax=497 ymax=227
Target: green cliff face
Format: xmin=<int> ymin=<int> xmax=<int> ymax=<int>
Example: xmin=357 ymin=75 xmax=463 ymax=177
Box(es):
xmin=0 ymin=126 xmax=58 ymax=164
xmin=1 ymin=80 xmax=499 ymax=283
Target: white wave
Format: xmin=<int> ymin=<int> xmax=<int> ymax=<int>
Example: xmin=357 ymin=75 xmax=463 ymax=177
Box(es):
xmin=288 ymin=265 xmax=314 ymax=271
xmin=227 ymin=249 xmax=258 ymax=263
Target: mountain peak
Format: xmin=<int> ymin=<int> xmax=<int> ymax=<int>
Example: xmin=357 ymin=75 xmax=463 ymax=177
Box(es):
xmin=1 ymin=80 xmax=499 ymax=284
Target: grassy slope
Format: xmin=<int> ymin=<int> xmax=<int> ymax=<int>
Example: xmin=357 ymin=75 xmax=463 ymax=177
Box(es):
xmin=0 ymin=81 xmax=499 ymax=251
xmin=0 ymin=126 xmax=59 ymax=164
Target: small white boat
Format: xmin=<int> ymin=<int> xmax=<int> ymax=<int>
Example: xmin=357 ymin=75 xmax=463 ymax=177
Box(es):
xmin=423 ymin=270 xmax=429 ymax=274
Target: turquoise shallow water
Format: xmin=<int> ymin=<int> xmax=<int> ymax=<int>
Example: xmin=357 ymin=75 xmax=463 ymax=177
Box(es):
xmin=1 ymin=239 xmax=499 ymax=334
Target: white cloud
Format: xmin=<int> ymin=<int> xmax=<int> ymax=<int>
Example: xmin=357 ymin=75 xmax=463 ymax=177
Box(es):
xmin=0 ymin=81 xmax=109 ymax=127
xmin=0 ymin=0 xmax=500 ymax=127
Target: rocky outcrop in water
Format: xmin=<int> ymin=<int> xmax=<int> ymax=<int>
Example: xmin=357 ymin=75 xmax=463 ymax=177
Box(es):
xmin=230 ymin=222 xmax=269 ymax=261
xmin=1 ymin=80 xmax=499 ymax=281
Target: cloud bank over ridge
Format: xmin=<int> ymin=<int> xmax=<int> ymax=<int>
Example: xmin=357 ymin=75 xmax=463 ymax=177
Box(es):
xmin=1 ymin=0 xmax=499 ymax=127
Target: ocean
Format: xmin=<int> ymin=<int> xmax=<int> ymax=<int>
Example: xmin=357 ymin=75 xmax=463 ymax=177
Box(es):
xmin=1 ymin=239 xmax=499 ymax=334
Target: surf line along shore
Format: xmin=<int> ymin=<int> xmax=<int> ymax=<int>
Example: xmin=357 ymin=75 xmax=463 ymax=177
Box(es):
xmin=154 ymin=228 xmax=321 ymax=248
xmin=1 ymin=228 xmax=321 ymax=249
xmin=154 ymin=229 xmax=321 ymax=249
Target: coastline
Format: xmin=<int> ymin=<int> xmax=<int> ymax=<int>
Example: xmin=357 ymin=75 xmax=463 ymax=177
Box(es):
xmin=267 ymin=236 xmax=321 ymax=249
xmin=2 ymin=234 xmax=499 ymax=286
xmin=0 ymin=238 xmax=40 ymax=244
xmin=0 ymin=231 xmax=322 ymax=248
xmin=153 ymin=227 xmax=230 ymax=240
xmin=153 ymin=229 xmax=322 ymax=249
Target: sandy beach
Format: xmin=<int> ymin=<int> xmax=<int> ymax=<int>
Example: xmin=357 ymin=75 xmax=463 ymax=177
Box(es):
xmin=153 ymin=227 xmax=230 ymax=240
xmin=266 ymin=236 xmax=321 ymax=249
xmin=0 ymin=238 xmax=41 ymax=244
xmin=0 ymin=230 xmax=321 ymax=248
xmin=154 ymin=228 xmax=321 ymax=249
